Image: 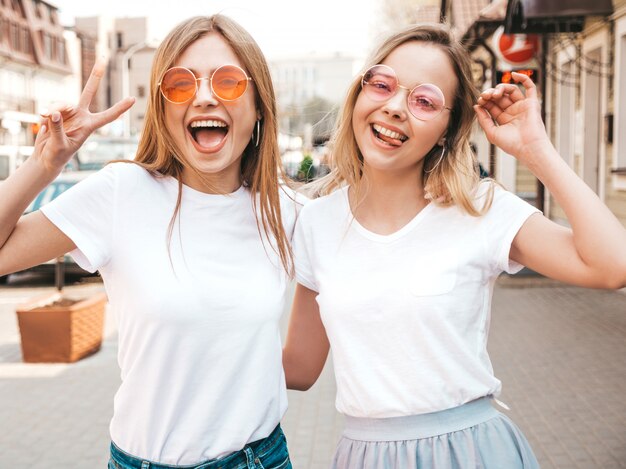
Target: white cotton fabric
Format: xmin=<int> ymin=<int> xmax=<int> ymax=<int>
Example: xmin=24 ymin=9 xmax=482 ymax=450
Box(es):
xmin=41 ymin=163 xmax=301 ymax=465
xmin=293 ymin=182 xmax=540 ymax=419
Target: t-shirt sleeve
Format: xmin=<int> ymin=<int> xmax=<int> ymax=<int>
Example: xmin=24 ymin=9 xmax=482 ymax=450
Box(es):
xmin=40 ymin=165 xmax=118 ymax=273
xmin=481 ymin=183 xmax=541 ymax=275
xmin=292 ymin=206 xmax=319 ymax=292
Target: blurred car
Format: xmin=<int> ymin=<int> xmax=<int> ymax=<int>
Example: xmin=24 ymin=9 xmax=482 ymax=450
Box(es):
xmin=75 ymin=135 xmax=139 ymax=170
xmin=1 ymin=171 xmax=97 ymax=284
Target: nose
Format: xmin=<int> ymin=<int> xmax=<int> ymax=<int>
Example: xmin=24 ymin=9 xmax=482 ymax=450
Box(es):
xmin=381 ymin=86 xmax=409 ymax=120
xmin=193 ymin=77 xmax=218 ymax=107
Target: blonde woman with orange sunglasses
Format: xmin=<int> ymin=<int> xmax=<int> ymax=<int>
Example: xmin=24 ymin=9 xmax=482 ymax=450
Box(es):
xmin=0 ymin=16 xmax=296 ymax=469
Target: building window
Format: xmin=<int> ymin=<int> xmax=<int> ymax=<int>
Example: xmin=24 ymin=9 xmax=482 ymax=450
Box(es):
xmin=50 ymin=34 xmax=57 ymax=60
xmin=10 ymin=22 xmax=19 ymax=50
xmin=137 ymin=85 xmax=145 ymax=98
xmin=557 ymin=60 xmax=575 ymax=168
xmin=616 ymin=25 xmax=626 ymax=171
xmin=49 ymin=7 xmax=58 ymax=25
xmin=12 ymin=0 xmax=24 ymax=16
xmin=57 ymin=39 xmax=65 ymax=63
xmin=43 ymin=32 xmax=51 ymax=59
xmin=21 ymin=26 xmax=30 ymax=54
xmin=116 ymin=32 xmax=123 ymax=49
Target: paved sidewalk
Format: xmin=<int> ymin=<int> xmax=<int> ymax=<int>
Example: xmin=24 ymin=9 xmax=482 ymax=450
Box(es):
xmin=0 ymin=278 xmax=625 ymax=468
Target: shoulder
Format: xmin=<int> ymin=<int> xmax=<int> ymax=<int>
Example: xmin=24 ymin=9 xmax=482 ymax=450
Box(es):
xmin=473 ymin=180 xmax=539 ymax=222
xmin=471 ymin=180 xmax=513 ymax=210
xmin=104 ymin=161 xmax=155 ymax=180
xmin=102 ymin=162 xmax=168 ymax=193
xmin=298 ymin=186 xmax=347 ymax=224
xmin=278 ymin=184 xmax=309 ymax=211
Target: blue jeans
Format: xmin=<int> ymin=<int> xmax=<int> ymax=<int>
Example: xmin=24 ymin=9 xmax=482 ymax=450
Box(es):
xmin=108 ymin=425 xmax=291 ymax=469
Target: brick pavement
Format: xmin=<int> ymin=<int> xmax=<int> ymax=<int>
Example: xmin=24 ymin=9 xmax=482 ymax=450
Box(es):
xmin=0 ymin=278 xmax=624 ymax=468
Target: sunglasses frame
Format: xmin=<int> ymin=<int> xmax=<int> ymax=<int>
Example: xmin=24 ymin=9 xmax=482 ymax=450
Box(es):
xmin=361 ymin=64 xmax=453 ymax=121
xmin=158 ymin=64 xmax=253 ymax=104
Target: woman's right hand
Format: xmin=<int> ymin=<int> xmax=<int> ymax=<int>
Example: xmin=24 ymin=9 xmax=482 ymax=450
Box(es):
xmin=34 ymin=59 xmax=135 ymax=175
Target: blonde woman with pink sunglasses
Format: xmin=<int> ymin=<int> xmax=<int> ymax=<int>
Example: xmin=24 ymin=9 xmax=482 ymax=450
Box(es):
xmin=283 ymin=23 xmax=626 ymax=469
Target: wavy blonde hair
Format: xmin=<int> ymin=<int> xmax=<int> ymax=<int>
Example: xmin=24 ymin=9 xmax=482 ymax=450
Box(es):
xmin=129 ymin=15 xmax=292 ymax=274
xmin=308 ymin=23 xmax=492 ymax=216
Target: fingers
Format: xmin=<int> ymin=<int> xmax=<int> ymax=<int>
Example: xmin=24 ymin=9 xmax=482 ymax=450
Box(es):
xmin=476 ymin=97 xmax=505 ymax=120
xmin=46 ymin=111 xmax=66 ymax=144
xmin=474 ymin=105 xmax=496 ymax=137
xmin=33 ymin=122 xmax=49 ymax=149
xmin=92 ymin=97 xmax=136 ymax=129
xmin=480 ymin=83 xmax=524 ymax=105
xmin=78 ymin=58 xmax=107 ymax=110
xmin=480 ymin=93 xmax=514 ymax=112
xmin=40 ymin=103 xmax=74 ymax=119
xmin=510 ymin=72 xmax=537 ymax=100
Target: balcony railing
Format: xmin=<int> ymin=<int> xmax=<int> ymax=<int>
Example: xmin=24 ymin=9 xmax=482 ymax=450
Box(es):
xmin=0 ymin=94 xmax=36 ymax=114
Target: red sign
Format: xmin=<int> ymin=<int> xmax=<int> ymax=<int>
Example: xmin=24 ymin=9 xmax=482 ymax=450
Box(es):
xmin=494 ymin=27 xmax=539 ymax=65
xmin=496 ymin=69 xmax=538 ymax=84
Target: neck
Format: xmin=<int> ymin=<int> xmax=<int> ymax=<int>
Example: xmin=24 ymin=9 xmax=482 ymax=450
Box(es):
xmin=349 ymin=165 xmax=429 ymax=235
xmin=181 ymin=167 xmax=241 ymax=194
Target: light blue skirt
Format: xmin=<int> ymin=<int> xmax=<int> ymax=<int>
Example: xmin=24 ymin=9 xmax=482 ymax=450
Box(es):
xmin=331 ymin=397 xmax=540 ymax=469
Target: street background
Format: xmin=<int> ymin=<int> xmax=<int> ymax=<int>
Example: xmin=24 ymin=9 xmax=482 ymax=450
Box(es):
xmin=0 ymin=273 xmax=625 ymax=468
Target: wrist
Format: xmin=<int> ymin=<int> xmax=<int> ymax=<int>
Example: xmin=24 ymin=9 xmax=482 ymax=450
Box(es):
xmin=22 ymin=154 xmax=61 ymax=185
xmin=518 ymin=139 xmax=558 ymax=169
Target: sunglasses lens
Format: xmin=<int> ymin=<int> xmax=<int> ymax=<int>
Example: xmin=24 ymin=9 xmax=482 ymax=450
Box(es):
xmin=362 ymin=66 xmax=396 ymax=100
xmin=160 ymin=68 xmax=196 ymax=103
xmin=212 ymin=65 xmax=249 ymax=101
xmin=409 ymin=84 xmax=446 ymax=120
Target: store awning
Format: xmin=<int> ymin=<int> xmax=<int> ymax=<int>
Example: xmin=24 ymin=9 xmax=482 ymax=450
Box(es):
xmin=505 ymin=0 xmax=613 ymax=34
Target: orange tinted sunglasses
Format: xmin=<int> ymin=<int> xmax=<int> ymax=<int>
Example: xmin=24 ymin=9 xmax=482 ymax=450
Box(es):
xmin=159 ymin=64 xmax=253 ymax=104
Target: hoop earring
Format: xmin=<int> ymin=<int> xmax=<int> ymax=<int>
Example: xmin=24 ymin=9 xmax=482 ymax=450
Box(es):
xmin=251 ymin=120 xmax=261 ymax=147
xmin=425 ymin=145 xmax=446 ymax=173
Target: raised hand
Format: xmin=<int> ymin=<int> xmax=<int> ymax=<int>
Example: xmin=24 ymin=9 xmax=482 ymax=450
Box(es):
xmin=34 ymin=59 xmax=135 ymax=174
xmin=474 ymin=72 xmax=553 ymax=165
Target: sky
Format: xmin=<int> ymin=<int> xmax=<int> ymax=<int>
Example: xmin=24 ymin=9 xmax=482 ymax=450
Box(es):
xmin=52 ymin=0 xmax=382 ymax=59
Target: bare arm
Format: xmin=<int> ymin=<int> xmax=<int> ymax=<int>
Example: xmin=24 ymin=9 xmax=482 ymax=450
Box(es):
xmin=283 ymin=283 xmax=330 ymax=391
xmin=0 ymin=60 xmax=134 ymax=276
xmin=476 ymin=73 xmax=626 ymax=289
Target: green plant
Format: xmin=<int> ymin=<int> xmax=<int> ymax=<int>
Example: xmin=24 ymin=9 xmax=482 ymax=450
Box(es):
xmin=297 ymin=154 xmax=315 ymax=182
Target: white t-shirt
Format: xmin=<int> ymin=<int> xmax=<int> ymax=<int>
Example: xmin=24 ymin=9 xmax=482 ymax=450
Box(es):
xmin=294 ymin=183 xmax=539 ymax=418
xmin=41 ymin=163 xmax=300 ymax=465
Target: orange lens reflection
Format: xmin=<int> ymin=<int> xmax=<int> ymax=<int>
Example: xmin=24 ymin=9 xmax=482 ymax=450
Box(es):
xmin=211 ymin=65 xmax=249 ymax=101
xmin=160 ymin=68 xmax=197 ymax=103
xmin=159 ymin=65 xmax=250 ymax=103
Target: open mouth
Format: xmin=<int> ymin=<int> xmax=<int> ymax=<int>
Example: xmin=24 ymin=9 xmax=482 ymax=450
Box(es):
xmin=371 ymin=123 xmax=408 ymax=147
xmin=188 ymin=119 xmax=229 ymax=150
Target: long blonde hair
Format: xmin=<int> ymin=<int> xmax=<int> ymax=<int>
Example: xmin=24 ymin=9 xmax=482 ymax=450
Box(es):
xmin=309 ymin=23 xmax=492 ymax=216
xmin=131 ymin=15 xmax=293 ymax=274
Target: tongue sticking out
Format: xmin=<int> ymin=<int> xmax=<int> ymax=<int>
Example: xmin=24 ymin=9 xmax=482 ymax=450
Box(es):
xmin=377 ymin=132 xmax=403 ymax=147
xmin=194 ymin=128 xmax=227 ymax=149
xmin=374 ymin=128 xmax=403 ymax=147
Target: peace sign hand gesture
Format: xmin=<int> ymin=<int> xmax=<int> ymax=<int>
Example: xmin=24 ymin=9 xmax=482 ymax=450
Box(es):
xmin=474 ymin=72 xmax=553 ymax=165
xmin=34 ymin=59 xmax=135 ymax=175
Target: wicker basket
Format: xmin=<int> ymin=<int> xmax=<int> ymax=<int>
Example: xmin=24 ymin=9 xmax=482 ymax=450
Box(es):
xmin=16 ymin=291 xmax=107 ymax=363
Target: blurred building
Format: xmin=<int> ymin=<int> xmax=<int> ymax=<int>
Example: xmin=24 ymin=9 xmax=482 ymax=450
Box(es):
xmin=74 ymin=15 xmax=156 ymax=137
xmin=445 ymin=0 xmax=626 ymax=228
xmin=0 ymin=0 xmax=79 ymax=177
xmin=270 ymin=53 xmax=363 ymax=145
